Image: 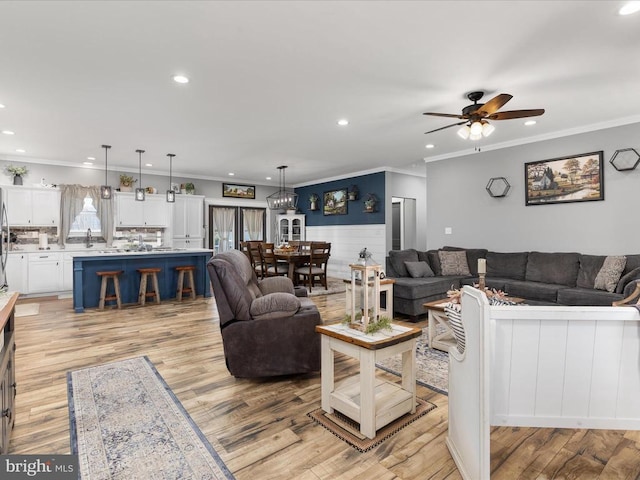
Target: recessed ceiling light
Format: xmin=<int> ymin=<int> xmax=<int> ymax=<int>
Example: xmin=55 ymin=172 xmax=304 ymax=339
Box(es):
xmin=337 ymin=119 xmax=349 ymax=126
xmin=266 ymin=176 xmax=272 ymax=180
xmin=425 ymin=144 xmax=435 ymax=149
xmin=619 ymin=1 xmax=640 ymax=15
xmin=15 ymin=149 xmax=26 ymax=153
xmin=145 ymin=163 xmax=153 ymax=167
xmin=0 ymin=104 xmax=5 ymax=109
xmin=87 ymin=156 xmax=96 ymax=161
xmin=173 ymin=75 xmax=189 ymax=84
xmin=524 ymin=120 xmax=537 ymax=126
xmin=2 ymin=130 xmax=15 ymax=135
xmin=228 ymin=172 xmax=235 ymax=176
xmin=83 ymin=161 xmax=93 ymax=166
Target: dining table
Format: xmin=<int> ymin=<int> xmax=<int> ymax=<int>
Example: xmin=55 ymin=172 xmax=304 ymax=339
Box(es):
xmin=274 ymin=249 xmax=311 ymax=282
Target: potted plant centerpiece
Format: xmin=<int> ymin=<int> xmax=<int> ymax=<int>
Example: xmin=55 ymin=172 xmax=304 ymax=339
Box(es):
xmin=184 ymin=182 xmax=195 ymax=194
xmin=119 ymin=174 xmax=137 ymax=192
xmin=309 ymin=193 xmax=319 ymax=211
xmin=5 ymin=165 xmax=28 ymax=185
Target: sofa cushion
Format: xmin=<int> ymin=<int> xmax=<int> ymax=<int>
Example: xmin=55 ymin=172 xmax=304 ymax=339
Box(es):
xmin=486 ymin=252 xmax=529 ymax=280
xmin=423 ymin=250 xmax=442 ymax=275
xmin=501 ymin=279 xmax=564 ymax=303
xmin=617 ymin=266 xmax=640 ymax=295
xmin=405 ymin=261 xmax=434 ymax=278
xmin=576 ymin=255 xmax=606 ymax=289
xmin=526 ymin=252 xmax=580 ymax=287
xmin=438 ymin=250 xmax=471 ymax=276
xmin=388 ymin=249 xmax=419 ymax=277
xmin=393 ymin=276 xmax=463 ymax=300
xmin=557 ymin=287 xmax=623 ymax=306
xmin=250 ymin=292 xmax=301 ymax=320
xmin=594 ymin=256 xmax=626 ymax=292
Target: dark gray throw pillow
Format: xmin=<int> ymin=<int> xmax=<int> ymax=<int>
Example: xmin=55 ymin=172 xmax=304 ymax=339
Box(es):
xmin=404 ymin=261 xmax=434 ymax=278
xmin=389 ymin=249 xmax=419 ymax=277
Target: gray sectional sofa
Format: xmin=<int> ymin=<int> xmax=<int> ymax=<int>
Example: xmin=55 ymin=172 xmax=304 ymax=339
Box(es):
xmin=386 ymin=247 xmax=640 ymax=318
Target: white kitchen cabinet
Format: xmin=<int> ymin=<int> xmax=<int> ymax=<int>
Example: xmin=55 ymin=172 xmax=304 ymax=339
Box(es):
xmin=277 ymin=214 xmax=305 ymax=244
xmin=172 ymin=195 xmax=204 ymax=247
xmin=27 ymin=252 xmax=63 ymax=294
xmin=62 ymin=252 xmax=74 ymax=291
xmin=5 ymin=187 xmax=60 ymax=226
xmin=5 ymin=253 xmax=28 ymax=294
xmin=115 ymin=193 xmax=168 ymax=227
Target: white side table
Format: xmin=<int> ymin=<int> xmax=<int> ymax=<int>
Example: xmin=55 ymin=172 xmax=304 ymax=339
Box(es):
xmin=316 ymin=322 xmax=421 ymax=439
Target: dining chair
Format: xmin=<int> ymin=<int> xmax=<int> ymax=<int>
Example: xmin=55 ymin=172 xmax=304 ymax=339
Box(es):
xmin=259 ymin=242 xmax=289 ymax=277
xmin=295 ymin=242 xmax=331 ymax=292
xmin=246 ymin=240 xmax=265 ymax=278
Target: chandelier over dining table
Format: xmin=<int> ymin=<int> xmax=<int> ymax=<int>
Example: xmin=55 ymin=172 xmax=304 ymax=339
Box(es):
xmin=266 ymin=165 xmax=298 ymax=210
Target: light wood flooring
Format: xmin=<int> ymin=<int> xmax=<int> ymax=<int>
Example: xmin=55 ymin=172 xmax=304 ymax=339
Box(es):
xmin=10 ymin=292 xmax=640 ymax=479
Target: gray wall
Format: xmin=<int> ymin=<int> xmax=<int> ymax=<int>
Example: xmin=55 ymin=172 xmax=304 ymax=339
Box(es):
xmin=426 ymin=122 xmax=640 ymax=255
xmin=385 ymin=171 xmax=427 ymax=252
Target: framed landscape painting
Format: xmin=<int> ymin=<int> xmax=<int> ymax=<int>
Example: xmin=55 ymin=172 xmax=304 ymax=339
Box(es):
xmin=525 ymin=151 xmax=604 ymax=206
xmin=323 ymin=188 xmax=347 ymax=215
xmin=223 ymin=183 xmax=255 ymax=199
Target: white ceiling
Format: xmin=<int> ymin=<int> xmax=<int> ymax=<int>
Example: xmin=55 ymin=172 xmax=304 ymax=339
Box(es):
xmin=1 ymin=1 xmax=639 ymax=186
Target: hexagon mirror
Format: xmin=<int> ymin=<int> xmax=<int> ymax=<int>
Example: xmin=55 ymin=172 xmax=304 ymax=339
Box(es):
xmin=486 ymin=177 xmax=511 ymax=198
xmin=609 ymin=148 xmax=640 ymax=171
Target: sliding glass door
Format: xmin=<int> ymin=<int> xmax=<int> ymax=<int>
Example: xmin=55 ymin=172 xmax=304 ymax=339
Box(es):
xmin=209 ymin=206 xmax=266 ymax=254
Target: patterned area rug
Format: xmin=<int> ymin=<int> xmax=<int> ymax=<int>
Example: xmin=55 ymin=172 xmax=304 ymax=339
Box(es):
xmin=376 ymin=328 xmax=449 ymax=394
xmin=308 ymin=398 xmax=436 ymax=452
xmin=67 ymin=356 xmax=235 ymax=480
xmin=307 ymin=277 xmax=345 ymax=296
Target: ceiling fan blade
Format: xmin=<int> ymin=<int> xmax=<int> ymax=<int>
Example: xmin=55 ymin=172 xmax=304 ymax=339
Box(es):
xmin=488 ymin=109 xmax=545 ymax=120
xmin=474 ymin=93 xmax=513 ymax=116
xmin=423 ymin=112 xmax=468 ymax=120
xmin=425 ymin=121 xmax=468 ymax=134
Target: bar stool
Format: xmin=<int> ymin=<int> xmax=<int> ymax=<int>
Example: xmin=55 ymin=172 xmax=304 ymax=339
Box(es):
xmin=96 ymin=270 xmax=123 ymax=310
xmin=175 ymin=265 xmax=196 ymax=301
xmin=138 ymin=268 xmax=161 ymax=305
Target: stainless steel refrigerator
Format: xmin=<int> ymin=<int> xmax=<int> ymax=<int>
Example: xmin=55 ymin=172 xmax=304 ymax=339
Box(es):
xmin=0 ymin=188 xmax=8 ymax=291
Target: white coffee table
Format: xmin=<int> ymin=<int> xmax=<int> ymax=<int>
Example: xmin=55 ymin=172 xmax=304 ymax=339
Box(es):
xmin=316 ymin=322 xmax=421 ymax=439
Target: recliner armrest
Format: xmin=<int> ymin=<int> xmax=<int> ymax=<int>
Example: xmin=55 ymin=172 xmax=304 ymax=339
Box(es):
xmin=258 ymin=276 xmax=295 ymax=295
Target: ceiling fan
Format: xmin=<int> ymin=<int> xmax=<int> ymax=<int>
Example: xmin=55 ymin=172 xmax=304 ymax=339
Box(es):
xmin=423 ymin=91 xmax=545 ymax=140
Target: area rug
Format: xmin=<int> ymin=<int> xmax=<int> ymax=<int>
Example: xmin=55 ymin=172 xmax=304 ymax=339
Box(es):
xmin=307 ymin=277 xmax=345 ymax=297
xmin=15 ymin=302 xmax=40 ymax=317
xmin=307 ymin=398 xmax=436 ymax=452
xmin=67 ymin=356 xmax=235 ymax=480
xmin=376 ymin=328 xmax=449 ymax=394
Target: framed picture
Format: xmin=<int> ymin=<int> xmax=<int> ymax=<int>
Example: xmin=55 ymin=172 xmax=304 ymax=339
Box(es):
xmin=223 ymin=183 xmax=255 ymax=199
xmin=323 ymin=188 xmax=348 ymax=215
xmin=525 ymin=151 xmax=604 ymax=206
xmin=171 ymin=183 xmax=181 ymax=193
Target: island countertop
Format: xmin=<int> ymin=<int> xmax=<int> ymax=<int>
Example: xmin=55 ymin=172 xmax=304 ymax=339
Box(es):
xmin=72 ymin=249 xmax=214 ymax=312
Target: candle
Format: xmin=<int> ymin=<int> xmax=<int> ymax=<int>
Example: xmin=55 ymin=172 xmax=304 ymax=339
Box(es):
xmin=478 ymin=258 xmax=486 ymax=274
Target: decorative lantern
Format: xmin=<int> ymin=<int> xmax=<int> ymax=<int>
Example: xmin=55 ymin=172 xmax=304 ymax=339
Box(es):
xmin=349 ymin=248 xmax=381 ymax=332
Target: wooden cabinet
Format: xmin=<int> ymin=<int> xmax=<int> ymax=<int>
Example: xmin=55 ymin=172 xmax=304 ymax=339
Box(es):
xmin=277 ymin=214 xmax=305 ymax=244
xmin=0 ymin=293 xmax=17 ymax=454
xmin=5 ymin=253 xmax=27 ymax=295
xmin=172 ymin=195 xmax=204 ymax=248
xmin=115 ymin=193 xmax=168 ymax=227
xmin=6 ymin=187 xmax=60 ymax=226
xmin=27 ymin=252 xmax=62 ymax=294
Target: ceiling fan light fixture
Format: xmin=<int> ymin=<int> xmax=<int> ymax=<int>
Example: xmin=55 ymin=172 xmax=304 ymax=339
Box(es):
xmin=469 ymin=121 xmax=483 ymax=136
xmin=482 ymin=121 xmax=495 ymax=137
xmin=457 ymin=125 xmax=471 ymax=139
xmin=469 ymin=132 xmax=482 ymax=141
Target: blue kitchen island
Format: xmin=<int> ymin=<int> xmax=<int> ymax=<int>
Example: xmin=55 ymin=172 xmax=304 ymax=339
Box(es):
xmin=73 ymin=248 xmax=214 ymax=312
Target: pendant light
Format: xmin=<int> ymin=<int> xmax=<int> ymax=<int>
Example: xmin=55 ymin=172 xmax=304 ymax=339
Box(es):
xmin=266 ymin=165 xmax=298 ymax=210
xmin=100 ymin=145 xmax=112 ymax=199
xmin=135 ymin=149 xmax=146 ymax=201
xmin=166 ymin=153 xmax=175 ymax=203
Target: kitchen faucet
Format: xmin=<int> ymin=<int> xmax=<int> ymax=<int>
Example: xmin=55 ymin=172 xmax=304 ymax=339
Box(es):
xmin=86 ymin=228 xmax=93 ymax=248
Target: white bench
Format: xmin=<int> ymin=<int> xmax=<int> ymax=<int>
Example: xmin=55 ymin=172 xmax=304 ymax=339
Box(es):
xmin=447 ymin=287 xmax=640 ymax=480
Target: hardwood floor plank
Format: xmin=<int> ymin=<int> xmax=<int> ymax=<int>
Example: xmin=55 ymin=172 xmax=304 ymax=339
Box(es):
xmin=8 ymin=293 xmax=640 ymax=479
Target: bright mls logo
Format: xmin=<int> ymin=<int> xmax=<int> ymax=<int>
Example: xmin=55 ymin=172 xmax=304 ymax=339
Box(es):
xmin=2 ymin=455 xmax=78 ymax=479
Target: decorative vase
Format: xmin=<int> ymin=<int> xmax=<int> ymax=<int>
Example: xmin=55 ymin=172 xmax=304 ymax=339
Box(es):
xmin=310 ymin=201 xmax=318 ymax=211
xmin=13 ymin=174 xmax=23 ymax=185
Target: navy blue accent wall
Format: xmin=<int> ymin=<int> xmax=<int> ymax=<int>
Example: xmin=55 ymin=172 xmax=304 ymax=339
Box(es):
xmin=295 ymin=172 xmax=385 ymax=226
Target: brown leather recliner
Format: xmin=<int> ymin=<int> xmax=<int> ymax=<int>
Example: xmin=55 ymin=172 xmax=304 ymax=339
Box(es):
xmin=207 ymin=249 xmax=321 ymax=377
